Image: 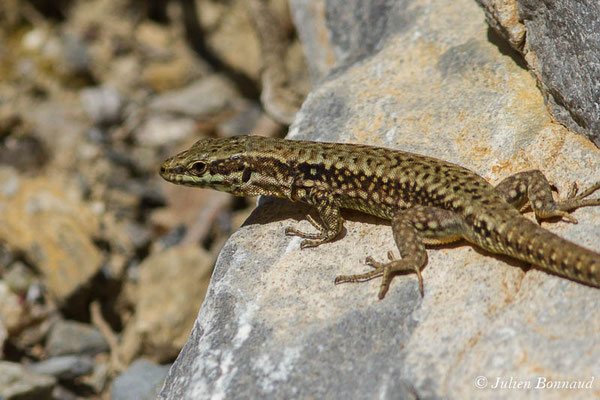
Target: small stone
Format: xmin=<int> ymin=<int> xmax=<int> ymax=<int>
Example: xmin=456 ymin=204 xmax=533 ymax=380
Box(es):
xmin=110 ymin=359 xmax=170 ymax=400
xmin=3 ymin=260 xmax=36 ymax=293
xmin=80 ymin=86 xmax=123 ymax=125
xmin=0 ymin=135 xmax=48 ymax=171
xmin=22 ymin=27 xmax=50 ymax=52
xmin=26 ymin=355 xmax=94 ymax=380
xmin=0 ymin=280 xmax=25 ymax=333
xmin=148 ymin=75 xmax=239 ymax=118
xmin=0 ymin=360 xmax=56 ymax=400
xmin=82 ymin=358 xmax=110 ymax=393
xmin=135 ymin=115 xmax=196 ymax=147
xmin=51 ymin=385 xmax=78 ymax=400
xmin=0 ymin=166 xmax=20 ymax=197
xmin=46 ymin=320 xmax=109 ymax=357
xmin=61 ymin=33 xmax=92 ymax=77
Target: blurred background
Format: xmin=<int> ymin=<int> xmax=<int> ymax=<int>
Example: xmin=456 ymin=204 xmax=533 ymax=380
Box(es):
xmin=0 ymin=0 xmax=309 ymax=398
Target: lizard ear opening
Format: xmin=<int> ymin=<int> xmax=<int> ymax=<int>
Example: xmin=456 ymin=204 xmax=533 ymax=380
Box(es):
xmin=189 ymin=161 xmax=207 ymax=175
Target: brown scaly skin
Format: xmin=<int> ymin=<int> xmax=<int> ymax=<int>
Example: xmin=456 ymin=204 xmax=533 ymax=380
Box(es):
xmin=160 ymin=135 xmax=600 ymax=299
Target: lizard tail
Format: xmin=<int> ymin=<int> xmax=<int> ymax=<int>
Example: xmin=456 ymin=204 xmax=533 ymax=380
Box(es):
xmin=499 ymin=218 xmax=600 ymax=288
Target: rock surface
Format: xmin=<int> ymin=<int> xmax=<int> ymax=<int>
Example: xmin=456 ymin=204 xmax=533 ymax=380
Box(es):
xmin=160 ymin=0 xmax=600 ymax=399
xmin=476 ymin=0 xmax=600 ymax=147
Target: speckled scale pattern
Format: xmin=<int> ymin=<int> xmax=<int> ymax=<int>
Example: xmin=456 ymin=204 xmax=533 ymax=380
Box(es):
xmin=161 ymin=135 xmax=600 ymax=298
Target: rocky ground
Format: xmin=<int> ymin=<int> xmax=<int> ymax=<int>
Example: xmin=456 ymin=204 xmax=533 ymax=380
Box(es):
xmin=0 ymin=1 xmax=307 ymax=399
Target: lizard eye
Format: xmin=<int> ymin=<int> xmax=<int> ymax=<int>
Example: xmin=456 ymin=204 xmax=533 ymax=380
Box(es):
xmin=189 ymin=161 xmax=207 ymax=175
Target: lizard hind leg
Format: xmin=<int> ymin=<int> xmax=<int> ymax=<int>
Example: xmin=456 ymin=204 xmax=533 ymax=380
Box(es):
xmin=335 ymin=206 xmax=466 ymax=299
xmin=495 ymin=170 xmax=600 ymax=223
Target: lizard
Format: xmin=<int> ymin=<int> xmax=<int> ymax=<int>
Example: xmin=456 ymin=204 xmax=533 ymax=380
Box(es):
xmin=159 ymin=135 xmax=600 ymax=299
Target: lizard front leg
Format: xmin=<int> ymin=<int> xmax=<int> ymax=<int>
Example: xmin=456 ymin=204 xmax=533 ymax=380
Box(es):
xmin=285 ymin=187 xmax=342 ymax=248
xmin=335 ymin=206 xmax=466 ymax=299
xmin=494 ymin=170 xmax=600 ymax=223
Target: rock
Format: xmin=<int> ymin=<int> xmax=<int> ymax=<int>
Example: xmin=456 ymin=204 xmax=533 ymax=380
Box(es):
xmin=51 ymin=386 xmax=78 ymax=400
xmin=199 ymin=0 xmax=262 ymax=79
xmin=60 ymin=32 xmax=93 ymax=79
xmin=3 ymin=260 xmax=37 ymax=294
xmin=0 ymin=360 xmax=56 ymax=400
xmin=82 ymin=357 xmax=110 ymax=394
xmin=0 ymin=280 xmax=25 ymax=334
xmin=135 ymin=21 xmax=172 ymax=59
xmin=161 ymin=0 xmax=600 ymax=399
xmin=122 ymin=245 xmax=213 ymax=362
xmin=289 ymin=0 xmax=336 ymax=81
xmin=0 ymin=133 xmax=48 ymax=171
xmin=110 ymin=359 xmax=170 ymax=400
xmin=26 ymin=355 xmax=94 ymax=380
xmin=141 ymin=58 xmax=204 ymax=93
xmin=46 ymin=320 xmax=109 ymax=357
xmin=0 ymin=273 xmax=56 ymax=354
xmin=10 ymin=309 xmax=58 ymax=352
xmin=80 ymin=86 xmax=123 ymax=125
xmin=135 ymin=115 xmax=196 ymax=147
xmin=148 ymin=75 xmax=240 ymax=119
xmin=476 ymin=0 xmax=600 ymax=146
xmin=476 ymin=0 xmax=525 ymax=48
xmin=0 ymin=169 xmax=102 ymax=302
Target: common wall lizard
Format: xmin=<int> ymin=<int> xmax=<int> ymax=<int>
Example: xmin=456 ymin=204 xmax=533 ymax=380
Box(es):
xmin=160 ymin=135 xmax=600 ymax=299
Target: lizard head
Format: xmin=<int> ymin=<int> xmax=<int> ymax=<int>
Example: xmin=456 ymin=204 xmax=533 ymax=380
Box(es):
xmin=160 ymin=135 xmax=266 ymax=197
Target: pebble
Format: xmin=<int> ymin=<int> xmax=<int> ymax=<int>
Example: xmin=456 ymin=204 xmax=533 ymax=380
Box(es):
xmin=148 ymin=74 xmax=239 ymax=118
xmin=80 ymin=86 xmax=123 ymax=125
xmin=135 ymin=115 xmax=196 ymax=147
xmin=110 ymin=359 xmax=171 ymax=400
xmin=26 ymin=355 xmax=94 ymax=380
xmin=0 ymin=280 xmax=25 ymax=334
xmin=0 ymin=360 xmax=56 ymax=400
xmin=46 ymin=320 xmax=109 ymax=357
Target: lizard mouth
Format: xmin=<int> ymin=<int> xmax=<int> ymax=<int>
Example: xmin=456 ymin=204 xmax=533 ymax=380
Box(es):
xmin=159 ymin=163 xmax=197 ymax=185
xmin=160 ymin=171 xmax=200 ymax=186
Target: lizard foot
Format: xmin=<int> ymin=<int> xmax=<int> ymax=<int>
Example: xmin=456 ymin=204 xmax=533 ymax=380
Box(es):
xmin=334 ymin=251 xmax=424 ymax=299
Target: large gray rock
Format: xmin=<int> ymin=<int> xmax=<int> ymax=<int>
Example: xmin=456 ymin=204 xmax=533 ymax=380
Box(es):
xmin=160 ymin=0 xmax=600 ymax=399
xmin=477 ymin=0 xmax=600 ymax=147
